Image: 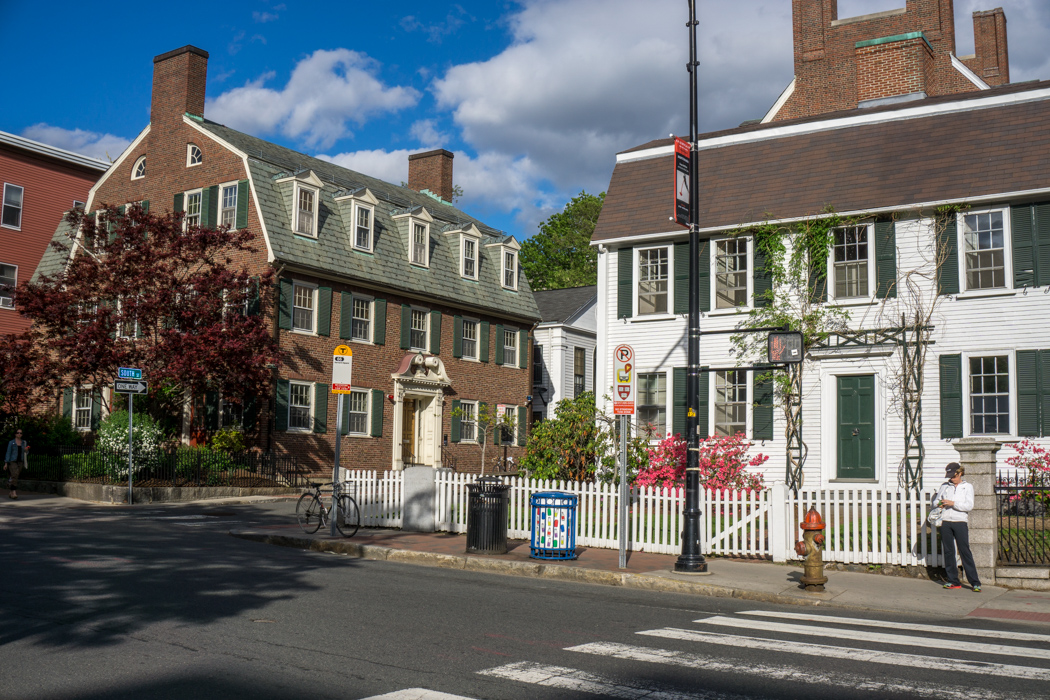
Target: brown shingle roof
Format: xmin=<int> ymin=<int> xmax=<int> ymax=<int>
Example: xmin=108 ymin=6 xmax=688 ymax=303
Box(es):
xmin=594 ymin=83 xmax=1050 ymax=242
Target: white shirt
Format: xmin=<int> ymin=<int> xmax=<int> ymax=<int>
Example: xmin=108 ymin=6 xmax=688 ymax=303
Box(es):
xmin=933 ymin=480 xmax=974 ymax=523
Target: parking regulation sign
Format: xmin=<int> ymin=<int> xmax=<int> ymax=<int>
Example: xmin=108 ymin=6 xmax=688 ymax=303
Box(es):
xmin=612 ymin=344 xmax=636 ymax=416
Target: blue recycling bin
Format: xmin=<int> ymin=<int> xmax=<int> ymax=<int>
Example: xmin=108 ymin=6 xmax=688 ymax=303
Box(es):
xmin=529 ymin=491 xmax=578 ymax=560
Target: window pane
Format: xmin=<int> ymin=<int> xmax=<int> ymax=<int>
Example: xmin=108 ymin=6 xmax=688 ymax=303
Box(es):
xmin=504 ymin=251 xmax=516 ymax=287
xmin=356 ymin=207 xmax=371 ymax=249
xmin=289 ymin=384 xmax=312 ymax=430
xmin=185 ymin=192 xmax=201 ymax=228
xmin=637 ymin=372 xmax=666 ymax=435
xmin=411 ymin=309 xmax=427 ymax=349
xmin=347 ymin=391 xmax=368 ymax=434
xmin=574 ymin=347 xmax=586 ymax=397
xmin=963 ymin=213 xmax=1005 ymax=291
xmin=297 ymin=190 xmax=314 ymax=235
xmin=715 ymin=370 xmax=747 ymax=436
xmin=293 ymin=285 xmax=314 ymax=332
xmin=969 ymin=355 xmax=1009 ymax=434
xmin=463 ymin=320 xmax=477 ymax=359
xmin=464 ymin=239 xmax=476 ymax=278
xmin=504 ymin=329 xmax=517 ymax=366
xmin=0 ymin=263 xmax=14 ymax=308
xmin=833 ymin=226 xmax=869 ymax=298
xmin=352 ymin=298 xmax=370 ymax=341
xmin=715 ymin=238 xmax=748 ymax=308
xmin=221 ymin=185 xmax=237 ymax=227
xmin=461 ymin=402 xmax=477 ymax=442
xmin=413 ymin=223 xmax=427 ymax=264
xmin=638 ymin=248 xmax=668 ymax=315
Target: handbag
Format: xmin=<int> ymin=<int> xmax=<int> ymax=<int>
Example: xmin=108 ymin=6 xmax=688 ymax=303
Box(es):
xmin=927 ymin=506 xmax=944 ymax=527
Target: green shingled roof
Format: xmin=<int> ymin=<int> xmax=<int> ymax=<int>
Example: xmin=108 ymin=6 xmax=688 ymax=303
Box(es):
xmin=31 ymin=217 xmax=76 ymax=284
xmin=197 ymin=120 xmax=540 ymax=323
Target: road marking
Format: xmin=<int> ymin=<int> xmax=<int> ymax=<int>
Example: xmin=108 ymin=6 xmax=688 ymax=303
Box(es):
xmin=693 ymin=615 xmax=1050 ymax=661
xmin=738 ymin=610 xmax=1050 ymax=643
xmin=479 ymin=660 xmax=757 ymax=699
xmin=566 ymin=641 xmax=1016 ymax=700
xmin=360 ymin=691 xmax=476 ymax=700
xmin=639 ymin=628 xmax=1050 ymax=682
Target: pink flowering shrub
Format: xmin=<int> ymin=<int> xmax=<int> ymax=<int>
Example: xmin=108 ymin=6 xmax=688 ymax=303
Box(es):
xmin=1005 ymin=439 xmax=1050 ymax=479
xmin=636 ymin=432 xmax=767 ymax=494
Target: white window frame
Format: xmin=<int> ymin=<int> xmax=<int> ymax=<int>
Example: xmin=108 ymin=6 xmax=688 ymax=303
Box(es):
xmin=183 ymin=188 xmax=203 ymax=230
xmin=353 ymin=202 xmax=374 ymax=252
xmin=350 ymin=294 xmax=373 ymax=344
xmin=825 ymin=223 xmax=876 ymax=303
xmin=461 ymin=234 xmax=479 ymax=280
xmin=291 ymin=281 xmax=318 ymax=335
xmin=962 ymin=349 xmax=1016 ymax=438
xmin=712 ymin=369 xmax=752 ymax=438
xmin=635 ymin=245 xmax=672 ymax=318
xmin=502 ymin=249 xmax=518 ymax=290
xmin=410 ymin=220 xmax=430 ymax=267
xmin=293 ymin=183 xmax=319 ymax=238
xmin=345 ymin=388 xmax=371 ymax=436
xmin=711 ymin=236 xmax=754 ymax=312
xmin=0 ymin=263 xmax=16 ymax=310
xmin=498 ymin=404 xmax=518 ymax=444
xmin=287 ymin=381 xmax=314 ymax=432
xmin=131 ymin=156 xmax=146 ymax=180
xmin=958 ymin=208 xmax=1012 ymax=294
xmin=409 ymin=306 xmax=429 ymax=351
xmin=2 ymin=183 xmax=24 ymax=230
xmin=116 ymin=298 xmax=139 ymax=339
xmin=73 ymin=200 xmax=85 ymax=210
xmin=186 ymin=143 xmax=203 ymax=167
xmin=461 ymin=317 xmax=479 ymax=361
xmin=503 ymin=327 xmax=518 ymax=367
xmin=73 ymin=387 xmax=94 ymax=432
xmin=459 ymin=399 xmax=478 ymax=443
xmin=636 ymin=371 xmax=668 ymax=438
xmin=219 ymin=181 xmax=238 ymax=229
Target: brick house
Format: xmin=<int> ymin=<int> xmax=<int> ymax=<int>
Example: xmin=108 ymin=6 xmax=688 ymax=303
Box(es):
xmin=0 ymin=131 xmax=106 ymax=335
xmin=591 ymin=1 xmax=1050 ymax=487
xmin=36 ymin=46 xmax=540 ymax=475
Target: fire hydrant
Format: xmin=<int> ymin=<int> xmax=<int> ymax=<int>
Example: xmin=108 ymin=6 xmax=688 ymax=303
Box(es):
xmin=795 ymin=506 xmax=828 ymax=592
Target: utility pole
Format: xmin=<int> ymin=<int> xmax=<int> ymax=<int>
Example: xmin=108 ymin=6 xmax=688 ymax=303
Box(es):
xmin=675 ymin=0 xmax=707 ymax=574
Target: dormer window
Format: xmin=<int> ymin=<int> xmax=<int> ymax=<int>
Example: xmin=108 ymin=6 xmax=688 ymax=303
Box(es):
xmin=187 ymin=144 xmax=203 ymax=167
xmin=335 ymin=187 xmax=378 ymax=253
xmin=412 ymin=222 xmax=429 ymax=266
xmin=132 ymin=156 xmax=146 ymax=180
xmin=462 ymin=236 xmax=478 ymax=279
xmin=503 ymin=250 xmax=518 ymax=290
xmin=393 ymin=207 xmax=433 ymax=269
xmin=296 ymin=187 xmax=316 ymax=236
xmin=355 ymin=205 xmax=372 ymax=250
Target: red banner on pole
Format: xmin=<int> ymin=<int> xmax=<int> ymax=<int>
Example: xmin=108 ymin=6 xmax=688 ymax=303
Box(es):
xmin=673 ymin=137 xmax=691 ymax=228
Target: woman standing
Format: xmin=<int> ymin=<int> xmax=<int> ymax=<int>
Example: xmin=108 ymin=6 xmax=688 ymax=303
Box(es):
xmin=935 ymin=462 xmax=981 ymax=592
xmin=4 ymin=429 xmax=28 ymax=500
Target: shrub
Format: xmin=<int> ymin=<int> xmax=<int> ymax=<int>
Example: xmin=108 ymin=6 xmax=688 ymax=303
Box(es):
xmin=209 ymin=428 xmax=246 ymax=455
xmin=96 ymin=410 xmax=164 ymax=478
xmin=636 ymin=432 xmax=767 ymax=494
xmin=1 ymin=414 xmax=83 ymax=450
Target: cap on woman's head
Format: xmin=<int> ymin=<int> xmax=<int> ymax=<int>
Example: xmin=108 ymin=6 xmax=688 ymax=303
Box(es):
xmin=945 ymin=462 xmax=962 ymax=478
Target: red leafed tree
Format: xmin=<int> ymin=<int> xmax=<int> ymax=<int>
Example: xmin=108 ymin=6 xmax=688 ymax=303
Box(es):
xmin=15 ymin=203 xmax=280 ymax=423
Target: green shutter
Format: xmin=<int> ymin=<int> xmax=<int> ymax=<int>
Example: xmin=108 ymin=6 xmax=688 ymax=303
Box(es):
xmin=339 ymin=292 xmax=352 ymax=339
xmin=205 ymin=391 xmax=220 ymax=430
xmin=247 ymin=277 xmax=261 ymax=316
xmin=937 ymin=217 xmax=959 ymax=295
xmin=278 ymin=278 xmax=293 ymax=330
xmin=400 ymin=304 xmax=411 ymax=349
xmin=673 ymin=368 xmax=687 ymax=437
xmin=1035 ymin=204 xmax=1050 ymax=287
xmin=370 ymin=389 xmax=384 ymax=437
xmin=753 ymin=236 xmax=772 ymax=307
xmin=373 ymin=299 xmax=386 ymax=345
xmin=1041 ymin=350 xmax=1050 ymax=438
xmin=698 ymin=240 xmax=711 ymax=312
xmin=517 ymin=406 xmax=527 ymax=446
xmin=1017 ymin=350 xmax=1040 ymax=437
xmin=429 ymin=310 xmax=442 ymax=354
xmin=243 ymin=395 xmax=258 ymax=432
xmin=673 ymin=241 xmax=690 ymax=314
xmin=875 ymin=220 xmax=897 ymax=298
xmin=174 ymin=193 xmax=184 ymax=213
xmin=519 ymin=329 xmax=529 ymax=369
xmin=203 ymin=185 xmax=218 ymax=227
xmin=62 ymin=388 xmax=73 ymax=420
xmin=235 ymin=180 xmax=249 ymax=229
xmin=939 ymin=354 xmax=963 ymax=439
xmin=808 ymin=244 xmax=828 ymax=304
xmin=275 ymin=380 xmax=289 ymax=431
xmin=91 ymin=389 xmax=102 ymax=431
xmin=453 ymin=316 xmax=463 ymax=358
xmin=313 ymin=383 xmax=328 ymax=434
xmin=450 ymin=399 xmax=461 ymax=442
xmin=1013 ymin=205 xmax=1035 ymax=290
xmin=753 ymin=371 xmax=774 ymax=440
xmin=697 ymin=368 xmax=709 ymax=439
xmin=141 ymin=200 xmax=149 ymax=213
xmin=317 ymin=286 xmax=332 ymax=337
xmin=494 ymin=324 xmax=504 ymax=365
xmin=479 ymin=321 xmax=490 ymax=362
xmin=617 ymin=247 xmax=633 ymax=319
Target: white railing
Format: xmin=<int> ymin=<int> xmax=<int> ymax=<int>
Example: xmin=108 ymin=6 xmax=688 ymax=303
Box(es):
xmin=343 ymin=469 xmax=403 ymax=528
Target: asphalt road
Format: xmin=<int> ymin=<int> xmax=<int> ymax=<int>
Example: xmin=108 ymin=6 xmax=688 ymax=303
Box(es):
xmin=2 ymin=499 xmax=1049 ymax=700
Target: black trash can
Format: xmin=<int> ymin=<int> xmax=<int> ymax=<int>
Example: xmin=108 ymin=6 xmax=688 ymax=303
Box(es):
xmin=466 ymin=476 xmax=510 ymax=554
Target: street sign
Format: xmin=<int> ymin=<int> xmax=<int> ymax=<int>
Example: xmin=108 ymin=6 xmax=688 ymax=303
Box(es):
xmin=332 ymin=344 xmax=353 ymax=394
xmin=767 ymin=331 xmax=804 ymax=364
xmin=612 ymin=344 xmax=636 ymax=416
xmin=673 ymin=137 xmax=691 ymax=227
xmin=118 ymin=367 xmax=142 ymax=380
xmin=114 ymin=380 xmax=148 ymax=394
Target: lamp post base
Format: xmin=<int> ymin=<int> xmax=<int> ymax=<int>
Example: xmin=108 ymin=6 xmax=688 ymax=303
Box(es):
xmin=674 ymin=555 xmax=708 ymax=573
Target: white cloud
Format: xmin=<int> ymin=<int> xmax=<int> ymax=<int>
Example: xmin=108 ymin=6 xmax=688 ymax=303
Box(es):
xmin=410 ymin=119 xmax=449 ymax=148
xmin=317 ymin=149 xmax=412 ymax=186
xmin=208 ymin=49 xmax=420 ymax=149
xmin=20 ymin=123 xmax=130 ymax=162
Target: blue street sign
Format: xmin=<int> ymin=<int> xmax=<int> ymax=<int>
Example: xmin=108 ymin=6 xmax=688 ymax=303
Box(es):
xmin=118 ymin=367 xmax=142 ymax=380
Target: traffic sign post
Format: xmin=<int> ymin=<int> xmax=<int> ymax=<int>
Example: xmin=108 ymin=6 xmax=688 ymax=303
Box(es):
xmin=612 ymin=344 xmax=635 ymax=570
xmin=331 ymin=346 xmax=353 ymax=536
xmin=114 ymin=369 xmax=144 ymax=505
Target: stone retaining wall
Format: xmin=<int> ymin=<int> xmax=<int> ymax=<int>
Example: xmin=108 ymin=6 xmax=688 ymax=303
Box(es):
xmin=17 ymin=479 xmax=299 ymax=503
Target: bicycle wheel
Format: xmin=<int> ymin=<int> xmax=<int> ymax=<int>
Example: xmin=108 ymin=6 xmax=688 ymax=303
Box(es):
xmin=296 ymin=493 xmax=323 ymax=533
xmin=335 ymin=494 xmax=360 ymax=537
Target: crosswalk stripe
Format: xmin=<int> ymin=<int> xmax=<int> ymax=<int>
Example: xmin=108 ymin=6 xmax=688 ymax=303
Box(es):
xmin=639 ymin=628 xmax=1050 ymax=682
xmin=567 ymin=641 xmax=1015 ymax=700
xmin=693 ymin=615 xmax=1050 ymax=661
xmin=738 ymin=610 xmax=1050 ymax=643
xmin=479 ymin=660 xmax=757 ymax=700
xmin=360 ymin=691 xmax=477 ymax=700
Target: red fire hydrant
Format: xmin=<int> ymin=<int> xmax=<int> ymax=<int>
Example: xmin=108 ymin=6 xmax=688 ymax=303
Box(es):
xmin=795 ymin=506 xmax=828 ymax=592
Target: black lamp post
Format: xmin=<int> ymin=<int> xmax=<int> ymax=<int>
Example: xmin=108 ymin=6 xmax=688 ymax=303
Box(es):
xmin=675 ymin=0 xmax=707 ymax=573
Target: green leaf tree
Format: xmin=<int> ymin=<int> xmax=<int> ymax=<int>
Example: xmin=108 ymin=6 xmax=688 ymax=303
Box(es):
xmin=520 ymin=191 xmax=604 ymax=291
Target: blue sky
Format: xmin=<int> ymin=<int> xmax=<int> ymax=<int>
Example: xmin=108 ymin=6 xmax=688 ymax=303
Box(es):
xmin=4 ymin=0 xmax=1050 ymax=241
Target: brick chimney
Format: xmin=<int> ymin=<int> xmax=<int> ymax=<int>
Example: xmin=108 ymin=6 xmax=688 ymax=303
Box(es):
xmin=151 ymin=46 xmax=209 ymax=128
xmin=408 ymin=149 xmax=454 ymax=203
xmin=962 ymin=8 xmax=1009 ymax=86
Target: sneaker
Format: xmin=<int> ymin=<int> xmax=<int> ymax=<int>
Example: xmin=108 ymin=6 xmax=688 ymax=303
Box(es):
xmin=943 ymin=583 xmax=962 ymax=589
xmin=973 ymin=586 xmax=982 ymax=593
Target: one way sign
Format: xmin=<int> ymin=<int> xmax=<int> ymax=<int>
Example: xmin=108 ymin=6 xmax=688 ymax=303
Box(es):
xmin=114 ymin=380 xmax=148 ymax=394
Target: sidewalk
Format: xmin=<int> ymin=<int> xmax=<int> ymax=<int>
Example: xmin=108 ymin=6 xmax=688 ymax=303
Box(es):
xmin=230 ymin=520 xmax=1050 ymax=625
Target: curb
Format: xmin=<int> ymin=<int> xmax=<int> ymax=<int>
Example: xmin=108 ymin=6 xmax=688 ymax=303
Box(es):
xmin=228 ymin=529 xmax=827 ymax=608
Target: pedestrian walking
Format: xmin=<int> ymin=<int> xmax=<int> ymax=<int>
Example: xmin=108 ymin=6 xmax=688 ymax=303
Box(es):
xmin=4 ymin=429 xmax=28 ymax=500
xmin=934 ymin=462 xmax=981 ymax=592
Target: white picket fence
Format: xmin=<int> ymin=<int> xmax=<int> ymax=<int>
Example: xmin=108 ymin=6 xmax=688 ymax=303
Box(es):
xmin=343 ymin=469 xmax=946 ymax=566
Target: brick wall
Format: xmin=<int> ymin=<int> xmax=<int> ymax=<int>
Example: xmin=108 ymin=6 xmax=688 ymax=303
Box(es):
xmin=855 ymin=36 xmax=934 ymax=103
xmin=408 ymin=149 xmax=454 ymax=203
xmin=962 ymin=8 xmax=1009 ymax=86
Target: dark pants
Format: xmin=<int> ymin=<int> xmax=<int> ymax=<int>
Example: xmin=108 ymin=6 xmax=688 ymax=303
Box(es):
xmin=940 ymin=520 xmax=981 ymax=587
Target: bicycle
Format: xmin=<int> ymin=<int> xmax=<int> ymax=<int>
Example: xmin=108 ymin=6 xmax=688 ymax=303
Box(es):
xmin=296 ymin=481 xmax=360 ymax=537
